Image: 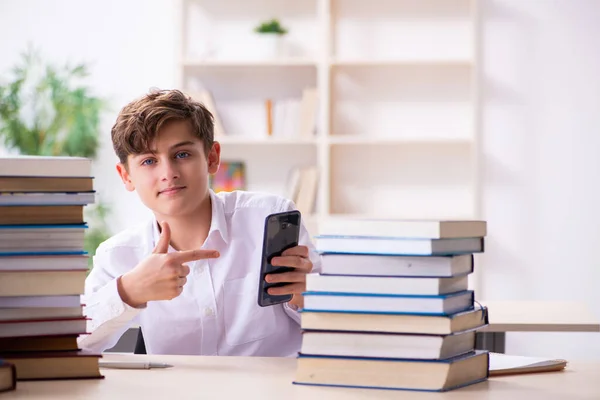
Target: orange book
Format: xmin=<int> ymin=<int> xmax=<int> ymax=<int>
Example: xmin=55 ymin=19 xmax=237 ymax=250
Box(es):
xmin=266 ymin=99 xmax=273 ymax=136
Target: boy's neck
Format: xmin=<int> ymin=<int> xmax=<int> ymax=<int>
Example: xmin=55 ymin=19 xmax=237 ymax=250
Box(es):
xmin=157 ymin=193 xmax=213 ymax=251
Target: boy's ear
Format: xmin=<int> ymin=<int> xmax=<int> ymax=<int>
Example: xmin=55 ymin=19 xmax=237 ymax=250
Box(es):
xmin=116 ymin=163 xmax=136 ymax=192
xmin=207 ymin=141 xmax=221 ymax=174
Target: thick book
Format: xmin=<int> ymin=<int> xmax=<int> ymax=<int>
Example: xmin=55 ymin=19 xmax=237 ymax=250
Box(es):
xmin=0 ymin=335 xmax=80 ymax=353
xmin=0 ymin=205 xmax=84 ymax=225
xmin=0 ymin=350 xmax=103 ymax=381
xmin=0 ymin=360 xmax=16 ymax=393
xmin=294 ymin=350 xmax=489 ymax=392
xmin=306 ymin=273 xmax=469 ymax=296
xmin=0 ymin=224 xmax=87 ymax=254
xmin=0 ymin=156 xmax=92 ymax=178
xmin=300 ymin=329 xmax=477 ymax=360
xmin=314 ymin=236 xmax=484 ymax=256
xmin=303 ymin=290 xmax=474 ymax=315
xmin=320 ymin=253 xmax=473 ymax=277
xmin=319 ymin=218 xmax=487 ymax=239
xmin=0 ymin=306 xmax=83 ymax=322
xmin=0 ymin=176 xmax=93 ymax=192
xmin=0 ymin=317 xmax=87 ymax=338
xmin=300 ymin=307 xmax=488 ymax=335
xmin=0 ymin=269 xmax=87 ymax=296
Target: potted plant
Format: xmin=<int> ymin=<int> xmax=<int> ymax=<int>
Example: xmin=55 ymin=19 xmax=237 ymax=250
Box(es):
xmin=253 ymin=18 xmax=288 ymax=59
xmin=0 ymin=46 xmax=111 ymax=270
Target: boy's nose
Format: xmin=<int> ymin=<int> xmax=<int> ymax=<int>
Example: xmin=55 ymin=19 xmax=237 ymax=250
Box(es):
xmin=160 ymin=160 xmax=180 ymax=181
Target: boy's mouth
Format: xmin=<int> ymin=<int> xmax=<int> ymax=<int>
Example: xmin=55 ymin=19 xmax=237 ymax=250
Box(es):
xmin=158 ymin=186 xmax=186 ymax=196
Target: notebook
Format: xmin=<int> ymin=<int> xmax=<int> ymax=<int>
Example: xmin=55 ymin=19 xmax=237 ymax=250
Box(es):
xmin=489 ymin=352 xmax=567 ymax=376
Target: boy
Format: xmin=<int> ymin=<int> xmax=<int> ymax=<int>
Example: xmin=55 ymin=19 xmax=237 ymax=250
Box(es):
xmin=79 ymin=89 xmax=319 ymax=356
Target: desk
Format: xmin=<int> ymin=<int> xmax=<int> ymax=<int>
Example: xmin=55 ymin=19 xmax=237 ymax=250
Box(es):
xmin=476 ymin=301 xmax=600 ymax=353
xmin=3 ymin=354 xmax=600 ymax=400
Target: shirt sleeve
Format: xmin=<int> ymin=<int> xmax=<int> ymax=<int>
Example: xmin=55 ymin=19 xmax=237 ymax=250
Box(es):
xmin=280 ymin=198 xmax=322 ymax=324
xmin=77 ymin=243 xmax=145 ymax=353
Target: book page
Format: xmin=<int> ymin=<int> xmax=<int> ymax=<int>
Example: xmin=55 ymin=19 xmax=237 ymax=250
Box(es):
xmin=489 ymin=352 xmax=567 ymax=374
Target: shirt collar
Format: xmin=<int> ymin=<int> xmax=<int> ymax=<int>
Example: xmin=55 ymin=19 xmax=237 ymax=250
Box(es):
xmin=151 ymin=189 xmax=230 ymax=247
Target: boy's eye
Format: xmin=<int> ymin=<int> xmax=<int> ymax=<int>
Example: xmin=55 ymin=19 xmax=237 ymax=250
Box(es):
xmin=175 ymin=151 xmax=190 ymax=159
xmin=141 ymin=158 xmax=156 ymax=166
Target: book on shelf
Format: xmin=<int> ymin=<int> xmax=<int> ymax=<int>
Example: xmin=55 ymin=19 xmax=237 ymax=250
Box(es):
xmin=294 ymin=217 xmax=489 ymax=392
xmin=288 ymin=165 xmax=318 ymax=216
xmin=187 ymin=89 xmax=226 ymax=137
xmin=0 ymin=155 xmax=102 ymax=381
xmin=268 ymin=86 xmax=318 ymax=139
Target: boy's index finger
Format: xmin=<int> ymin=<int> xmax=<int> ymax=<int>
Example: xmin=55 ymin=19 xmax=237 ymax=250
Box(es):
xmin=169 ymin=249 xmax=220 ymax=264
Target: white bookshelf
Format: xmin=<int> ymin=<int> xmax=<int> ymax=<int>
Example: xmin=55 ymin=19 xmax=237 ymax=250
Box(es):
xmin=177 ymin=0 xmax=481 ymax=238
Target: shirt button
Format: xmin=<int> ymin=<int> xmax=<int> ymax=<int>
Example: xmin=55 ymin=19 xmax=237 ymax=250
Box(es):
xmin=197 ymin=265 xmax=205 ymax=274
xmin=203 ymin=307 xmax=215 ymax=317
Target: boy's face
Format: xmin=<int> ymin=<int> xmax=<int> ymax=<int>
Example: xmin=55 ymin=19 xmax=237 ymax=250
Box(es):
xmin=116 ymin=119 xmax=220 ymax=220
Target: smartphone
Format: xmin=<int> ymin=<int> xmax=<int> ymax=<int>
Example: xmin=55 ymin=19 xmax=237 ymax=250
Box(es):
xmin=257 ymin=210 xmax=301 ymax=307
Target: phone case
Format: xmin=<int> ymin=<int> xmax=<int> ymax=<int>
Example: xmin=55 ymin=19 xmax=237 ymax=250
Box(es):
xmin=257 ymin=210 xmax=301 ymax=307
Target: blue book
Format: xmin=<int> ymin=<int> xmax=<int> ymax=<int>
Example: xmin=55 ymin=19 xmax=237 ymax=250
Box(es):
xmin=302 ymin=290 xmax=474 ymax=316
xmin=293 ymin=350 xmax=489 ymax=392
xmin=314 ymin=235 xmax=484 ymax=256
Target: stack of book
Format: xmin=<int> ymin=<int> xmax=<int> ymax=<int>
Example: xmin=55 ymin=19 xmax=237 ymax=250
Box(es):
xmin=0 ymin=156 xmax=102 ymax=381
xmin=294 ymin=219 xmax=490 ymax=392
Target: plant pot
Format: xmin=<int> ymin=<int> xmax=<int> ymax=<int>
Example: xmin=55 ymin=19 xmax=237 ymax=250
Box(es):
xmin=253 ymin=33 xmax=284 ymax=59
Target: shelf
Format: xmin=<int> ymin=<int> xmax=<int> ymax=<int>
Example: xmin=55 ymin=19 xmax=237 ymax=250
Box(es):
xmin=179 ymin=0 xmax=480 ymax=236
xmin=332 ymin=59 xmax=472 ymax=68
xmin=327 ymin=136 xmax=472 ymax=145
xmin=216 ymin=136 xmax=318 ymax=145
xmin=183 ymin=59 xmax=318 ymax=68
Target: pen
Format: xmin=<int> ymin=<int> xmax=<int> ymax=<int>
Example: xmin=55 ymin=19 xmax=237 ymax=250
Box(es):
xmin=99 ymin=360 xmax=173 ymax=369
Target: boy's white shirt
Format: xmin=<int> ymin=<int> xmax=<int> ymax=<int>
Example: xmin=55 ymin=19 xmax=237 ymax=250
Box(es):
xmin=79 ymin=190 xmax=321 ymax=356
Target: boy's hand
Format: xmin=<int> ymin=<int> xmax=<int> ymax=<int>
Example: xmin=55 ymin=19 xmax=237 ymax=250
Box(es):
xmin=265 ymin=245 xmax=313 ymax=309
xmin=118 ymin=222 xmax=220 ymax=308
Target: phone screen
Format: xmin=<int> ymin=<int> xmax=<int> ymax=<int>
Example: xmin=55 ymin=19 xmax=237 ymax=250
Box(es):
xmin=258 ymin=210 xmax=301 ymax=307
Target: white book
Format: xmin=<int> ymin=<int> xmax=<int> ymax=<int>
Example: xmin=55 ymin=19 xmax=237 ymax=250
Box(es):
xmin=0 ymin=156 xmax=91 ymax=178
xmin=319 ymin=218 xmax=487 ymax=239
xmin=0 ymin=192 xmax=95 ymax=206
xmin=301 ymin=330 xmax=476 ymax=360
xmin=315 ymin=236 xmax=484 ymax=256
xmin=306 ymin=274 xmax=469 ymax=296
xmin=303 ymin=290 xmax=474 ymax=315
xmin=320 ymin=253 xmax=473 ymax=277
xmin=0 ymin=255 xmax=88 ymax=271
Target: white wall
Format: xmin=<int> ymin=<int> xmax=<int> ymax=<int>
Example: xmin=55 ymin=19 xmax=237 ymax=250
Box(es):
xmin=1 ymin=0 xmax=599 ymax=360
xmin=481 ymin=0 xmax=600 ymax=360
xmin=0 ymin=0 xmax=178 ymax=232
